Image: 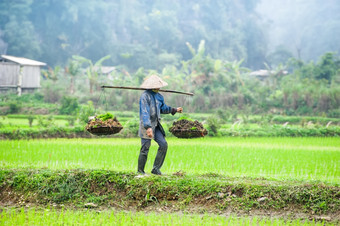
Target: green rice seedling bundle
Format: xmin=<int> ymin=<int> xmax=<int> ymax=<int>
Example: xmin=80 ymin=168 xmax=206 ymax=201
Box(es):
xmin=169 ymin=116 xmax=208 ymax=138
xmin=86 ymin=113 xmax=123 ymax=136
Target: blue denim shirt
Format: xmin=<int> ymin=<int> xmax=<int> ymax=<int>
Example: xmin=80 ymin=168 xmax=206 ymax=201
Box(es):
xmin=138 ymin=90 xmax=174 ymax=139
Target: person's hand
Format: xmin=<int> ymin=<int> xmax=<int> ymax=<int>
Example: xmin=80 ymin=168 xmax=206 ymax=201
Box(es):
xmin=146 ymin=128 xmax=153 ymax=138
xmin=177 ymin=107 xmax=183 ymax=113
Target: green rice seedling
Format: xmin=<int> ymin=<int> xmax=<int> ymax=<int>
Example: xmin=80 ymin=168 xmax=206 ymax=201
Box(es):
xmin=0 ymin=137 xmax=339 ymax=183
xmin=0 ymin=208 xmax=332 ymax=225
xmin=96 ymin=112 xmax=114 ymax=121
xmin=1 ymin=116 xmax=69 ymax=128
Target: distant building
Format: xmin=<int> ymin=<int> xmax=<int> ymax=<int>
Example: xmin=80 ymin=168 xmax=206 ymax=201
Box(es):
xmin=93 ymin=66 xmax=116 ymax=80
xmin=0 ymin=55 xmax=46 ymax=96
xmin=249 ymin=69 xmax=288 ymax=81
xmin=96 ymin=66 xmax=116 ymax=75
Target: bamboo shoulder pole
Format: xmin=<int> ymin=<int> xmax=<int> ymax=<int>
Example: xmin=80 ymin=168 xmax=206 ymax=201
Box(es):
xmin=101 ymin=85 xmax=194 ymax=96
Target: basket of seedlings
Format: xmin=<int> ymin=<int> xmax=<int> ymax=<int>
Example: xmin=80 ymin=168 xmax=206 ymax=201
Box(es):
xmin=169 ymin=116 xmax=208 ymax=138
xmin=86 ymin=113 xmax=123 ymax=136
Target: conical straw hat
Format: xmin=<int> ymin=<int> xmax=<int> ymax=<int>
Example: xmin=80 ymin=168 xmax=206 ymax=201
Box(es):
xmin=140 ymin=74 xmax=168 ymax=89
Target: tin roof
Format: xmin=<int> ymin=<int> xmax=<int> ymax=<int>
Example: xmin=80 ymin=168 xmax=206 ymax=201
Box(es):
xmin=1 ymin=55 xmax=46 ymax=66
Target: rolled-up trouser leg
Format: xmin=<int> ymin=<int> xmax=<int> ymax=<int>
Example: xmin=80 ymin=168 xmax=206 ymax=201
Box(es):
xmin=138 ymin=138 xmax=151 ymax=174
xmin=152 ymin=126 xmax=168 ymax=174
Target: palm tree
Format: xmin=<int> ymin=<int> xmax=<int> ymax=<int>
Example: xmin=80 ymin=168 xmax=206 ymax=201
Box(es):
xmin=65 ymin=59 xmax=81 ymax=94
xmin=72 ymin=55 xmax=111 ymax=94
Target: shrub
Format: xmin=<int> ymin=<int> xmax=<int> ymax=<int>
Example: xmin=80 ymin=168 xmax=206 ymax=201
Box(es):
xmin=42 ymin=82 xmax=62 ymax=103
xmin=37 ymin=115 xmax=55 ymax=128
xmin=207 ymin=116 xmax=221 ymax=136
xmin=66 ymin=116 xmax=76 ymax=127
xmin=122 ymin=118 xmax=139 ymax=137
xmin=8 ymin=101 xmax=21 ymax=114
xmin=28 ymin=114 xmax=35 ymax=127
xmin=328 ymin=109 xmax=340 ymax=118
xmin=216 ymin=109 xmax=230 ymax=122
xmin=78 ymin=101 xmax=96 ymax=124
xmin=59 ymin=96 xmax=79 ymax=115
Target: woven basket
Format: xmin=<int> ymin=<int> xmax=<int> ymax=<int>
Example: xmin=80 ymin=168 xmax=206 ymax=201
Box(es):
xmin=87 ymin=126 xmax=123 ymax=136
xmin=171 ymin=129 xmax=208 ymax=139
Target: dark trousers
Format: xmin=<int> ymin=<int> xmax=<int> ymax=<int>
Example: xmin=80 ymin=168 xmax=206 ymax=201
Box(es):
xmin=138 ymin=126 xmax=168 ymax=174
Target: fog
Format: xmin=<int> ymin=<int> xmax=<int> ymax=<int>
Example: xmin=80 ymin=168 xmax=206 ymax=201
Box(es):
xmin=0 ymin=0 xmax=339 ymax=69
xmin=257 ymin=0 xmax=340 ymax=62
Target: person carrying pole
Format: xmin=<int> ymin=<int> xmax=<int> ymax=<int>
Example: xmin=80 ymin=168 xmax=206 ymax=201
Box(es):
xmin=138 ymin=74 xmax=183 ymax=175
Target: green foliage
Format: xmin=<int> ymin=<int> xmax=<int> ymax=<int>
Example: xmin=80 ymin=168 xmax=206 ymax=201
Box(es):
xmin=216 ymin=109 xmax=230 ymax=123
xmin=314 ymin=52 xmax=339 ymax=81
xmin=0 ymin=1 xmax=269 ymax=69
xmin=27 ymin=113 xmax=34 ymax=127
xmin=206 ymin=116 xmax=221 ymax=136
xmin=97 ymin=112 xmax=114 ymax=121
xmin=1 ymin=112 xmax=340 ymax=139
xmin=72 ymin=55 xmax=111 ymax=94
xmin=0 ymin=169 xmax=339 ymax=215
xmin=177 ymin=115 xmax=194 ymax=121
xmin=8 ymin=101 xmax=21 ymax=114
xmin=41 ymin=81 xmax=63 ymax=103
xmin=122 ymin=118 xmax=139 ymax=137
xmin=66 ymin=116 xmax=76 ymax=127
xmin=0 ymin=126 xmax=87 ymax=139
xmin=6 ymin=114 xmax=72 ymax=120
xmin=270 ymin=115 xmax=340 ymax=125
xmin=221 ymin=125 xmax=340 ymax=137
xmin=59 ymin=96 xmax=79 ymax=115
xmin=37 ymin=115 xmax=55 ymax=128
xmin=78 ymin=101 xmax=96 ymax=124
xmin=0 ymin=208 xmax=333 ymax=225
xmin=1 ymin=0 xmax=41 ymax=59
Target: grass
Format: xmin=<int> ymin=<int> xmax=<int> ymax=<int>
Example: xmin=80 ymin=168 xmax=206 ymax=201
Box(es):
xmin=0 ymin=116 xmax=69 ymax=128
xmin=0 ymin=208 xmax=331 ymax=226
xmin=0 ymin=137 xmax=339 ymax=184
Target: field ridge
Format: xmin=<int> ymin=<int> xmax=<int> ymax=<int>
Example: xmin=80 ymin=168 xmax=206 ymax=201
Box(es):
xmin=1 ymin=169 xmax=339 ymax=223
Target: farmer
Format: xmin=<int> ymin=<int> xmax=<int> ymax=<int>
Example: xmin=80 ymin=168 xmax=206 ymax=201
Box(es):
xmin=138 ymin=74 xmax=183 ymax=175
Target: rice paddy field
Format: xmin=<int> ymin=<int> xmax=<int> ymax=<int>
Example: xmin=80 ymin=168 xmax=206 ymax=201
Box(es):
xmin=1 ymin=137 xmax=339 ymax=183
xmin=1 ymin=137 xmax=339 ymax=225
xmin=0 ymin=208 xmax=331 ymax=226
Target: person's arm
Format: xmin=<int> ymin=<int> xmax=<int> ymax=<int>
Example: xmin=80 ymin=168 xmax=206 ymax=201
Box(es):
xmin=158 ymin=94 xmax=182 ymax=115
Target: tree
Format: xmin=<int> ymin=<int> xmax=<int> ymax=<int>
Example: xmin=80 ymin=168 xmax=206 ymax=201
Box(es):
xmin=65 ymin=59 xmax=81 ymax=94
xmin=73 ymin=55 xmax=111 ymax=94
xmin=314 ymin=52 xmax=339 ymax=82
xmin=1 ymin=0 xmax=41 ymax=58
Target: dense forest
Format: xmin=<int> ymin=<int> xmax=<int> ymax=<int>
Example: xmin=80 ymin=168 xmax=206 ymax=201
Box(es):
xmin=0 ymin=0 xmax=267 ymax=69
xmin=0 ymin=0 xmax=339 ymax=117
xmin=1 ymin=0 xmax=339 ymax=70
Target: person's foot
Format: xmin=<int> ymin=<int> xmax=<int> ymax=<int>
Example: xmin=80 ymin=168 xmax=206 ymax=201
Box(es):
xmin=135 ymin=170 xmax=150 ymax=178
xmin=137 ymin=170 xmax=145 ymax=174
xmin=151 ymin=169 xmax=162 ymax=175
xmin=135 ymin=174 xmax=150 ymax=178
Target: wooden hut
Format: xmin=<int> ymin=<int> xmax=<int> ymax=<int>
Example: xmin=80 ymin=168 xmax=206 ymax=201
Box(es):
xmin=0 ymin=55 xmax=46 ymax=96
